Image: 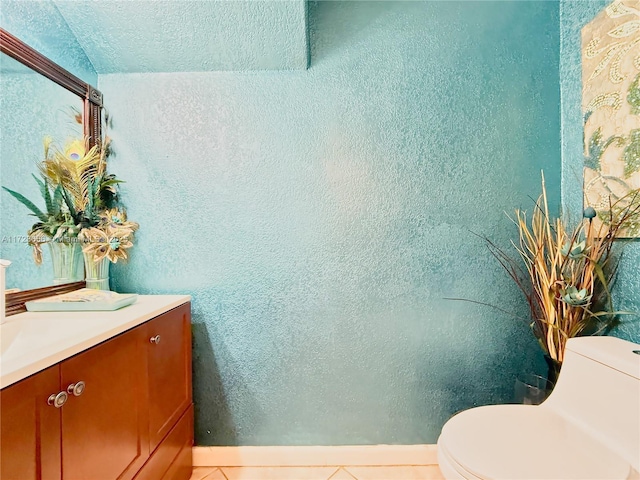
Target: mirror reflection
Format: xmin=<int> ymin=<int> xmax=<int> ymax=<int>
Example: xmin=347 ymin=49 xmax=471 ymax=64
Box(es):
xmin=0 ymin=51 xmax=84 ymax=290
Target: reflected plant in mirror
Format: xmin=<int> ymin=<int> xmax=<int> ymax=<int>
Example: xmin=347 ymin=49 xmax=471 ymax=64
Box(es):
xmin=0 ymin=52 xmax=86 ymax=290
xmin=3 ymin=112 xmax=88 ymax=285
xmin=3 ymin=112 xmax=139 ymax=291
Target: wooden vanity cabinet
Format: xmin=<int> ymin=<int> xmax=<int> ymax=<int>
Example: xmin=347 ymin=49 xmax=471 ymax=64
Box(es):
xmin=0 ymin=302 xmax=192 ymax=480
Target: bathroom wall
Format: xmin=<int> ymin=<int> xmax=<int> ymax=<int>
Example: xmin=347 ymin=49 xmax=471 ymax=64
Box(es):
xmin=101 ymin=1 xmax=562 ymax=445
xmin=560 ymin=0 xmax=640 ymax=342
xmin=0 ymin=0 xmax=97 ymax=85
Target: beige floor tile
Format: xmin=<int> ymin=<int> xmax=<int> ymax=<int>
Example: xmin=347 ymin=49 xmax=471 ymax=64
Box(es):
xmin=190 ymin=467 xmax=229 ymax=480
xmin=221 ymin=466 xmax=338 ymax=480
xmin=343 ymin=466 xmax=445 ymax=480
xmin=206 ymin=469 xmax=231 ymax=480
xmin=328 ymin=468 xmax=357 ymax=480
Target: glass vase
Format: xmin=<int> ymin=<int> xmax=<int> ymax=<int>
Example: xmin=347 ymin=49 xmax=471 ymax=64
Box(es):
xmin=514 ymin=373 xmax=555 ymax=405
xmin=83 ymin=253 xmax=110 ymax=291
xmin=49 ymin=242 xmax=84 ymax=285
xmin=544 ymin=354 xmax=562 ymax=386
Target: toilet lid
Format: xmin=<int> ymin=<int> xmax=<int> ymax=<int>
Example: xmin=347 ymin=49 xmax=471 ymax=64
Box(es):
xmin=438 ymin=405 xmax=631 ymax=480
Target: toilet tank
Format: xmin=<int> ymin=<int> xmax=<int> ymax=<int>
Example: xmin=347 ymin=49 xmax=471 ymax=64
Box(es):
xmin=543 ymin=336 xmax=640 ymax=472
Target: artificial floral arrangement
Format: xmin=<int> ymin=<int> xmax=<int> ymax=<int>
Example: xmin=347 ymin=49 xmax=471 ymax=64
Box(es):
xmin=480 ymin=173 xmax=640 ymax=379
xmin=2 ymin=113 xmax=138 ymax=285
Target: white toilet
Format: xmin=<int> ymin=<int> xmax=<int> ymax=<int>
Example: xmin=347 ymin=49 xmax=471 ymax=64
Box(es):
xmin=437 ymin=336 xmax=640 ymax=480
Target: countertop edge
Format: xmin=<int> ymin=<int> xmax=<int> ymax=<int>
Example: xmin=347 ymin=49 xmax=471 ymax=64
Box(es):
xmin=1 ymin=294 xmax=191 ymax=389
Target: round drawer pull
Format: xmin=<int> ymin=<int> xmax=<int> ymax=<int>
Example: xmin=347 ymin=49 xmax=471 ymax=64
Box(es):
xmin=150 ymin=334 xmax=161 ymax=344
xmin=47 ymin=391 xmax=68 ymax=408
xmin=67 ymin=381 xmax=86 ymax=397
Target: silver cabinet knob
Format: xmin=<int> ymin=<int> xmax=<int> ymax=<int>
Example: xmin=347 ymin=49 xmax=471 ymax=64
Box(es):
xmin=47 ymin=391 xmax=68 ymax=408
xmin=150 ymin=334 xmax=161 ymax=344
xmin=67 ymin=381 xmax=85 ymax=397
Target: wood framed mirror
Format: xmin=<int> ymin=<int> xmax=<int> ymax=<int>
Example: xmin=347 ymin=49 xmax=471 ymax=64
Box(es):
xmin=1 ymin=28 xmax=103 ymax=315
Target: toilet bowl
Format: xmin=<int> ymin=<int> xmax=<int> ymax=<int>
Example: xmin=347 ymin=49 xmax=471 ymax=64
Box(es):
xmin=437 ymin=336 xmax=640 ymax=480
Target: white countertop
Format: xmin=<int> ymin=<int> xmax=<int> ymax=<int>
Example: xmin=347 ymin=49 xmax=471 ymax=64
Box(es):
xmin=0 ymin=294 xmax=191 ymax=389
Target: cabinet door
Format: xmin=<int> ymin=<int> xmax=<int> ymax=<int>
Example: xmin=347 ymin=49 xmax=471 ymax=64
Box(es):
xmin=60 ymin=326 xmax=149 ymax=480
xmin=146 ymin=303 xmax=192 ymax=451
xmin=0 ymin=365 xmax=62 ymax=480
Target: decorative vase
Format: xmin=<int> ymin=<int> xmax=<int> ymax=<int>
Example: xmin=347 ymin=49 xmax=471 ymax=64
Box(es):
xmin=514 ymin=355 xmax=561 ymax=405
xmin=49 ymin=242 xmax=84 ymax=285
xmin=514 ymin=374 xmax=554 ymax=405
xmin=83 ymin=253 xmax=110 ymax=290
xmin=544 ymin=354 xmax=562 ymax=386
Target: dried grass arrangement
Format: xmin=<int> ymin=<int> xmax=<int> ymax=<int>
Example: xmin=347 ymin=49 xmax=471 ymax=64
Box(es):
xmin=466 ymin=173 xmax=640 ymax=377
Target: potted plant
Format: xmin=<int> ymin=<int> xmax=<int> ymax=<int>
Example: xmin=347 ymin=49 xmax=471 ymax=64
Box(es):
xmin=483 ymin=173 xmax=640 ymax=384
xmin=39 ymin=117 xmax=138 ymax=290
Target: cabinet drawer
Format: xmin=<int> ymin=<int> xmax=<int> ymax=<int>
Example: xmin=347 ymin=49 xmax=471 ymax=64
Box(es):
xmin=146 ymin=303 xmax=192 ymax=450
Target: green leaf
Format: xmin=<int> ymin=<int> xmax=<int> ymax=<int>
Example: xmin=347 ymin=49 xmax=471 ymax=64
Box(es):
xmin=585 ymin=128 xmax=626 ymax=171
xmin=32 ymin=174 xmax=54 ymax=216
xmin=585 ymin=129 xmax=603 ymax=171
xmin=100 ymin=179 xmax=124 ymax=188
xmin=60 ymin=187 xmax=78 ymax=221
xmin=2 ymin=186 xmax=47 ymax=222
xmin=52 ymin=185 xmax=63 ymax=216
xmin=623 ymin=129 xmax=640 ymax=178
xmin=590 ymin=310 xmax=638 ymax=317
xmin=628 ymin=73 xmax=640 ymax=115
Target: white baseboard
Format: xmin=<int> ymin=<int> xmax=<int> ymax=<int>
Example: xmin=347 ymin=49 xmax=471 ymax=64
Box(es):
xmin=192 ymin=445 xmax=438 ymax=467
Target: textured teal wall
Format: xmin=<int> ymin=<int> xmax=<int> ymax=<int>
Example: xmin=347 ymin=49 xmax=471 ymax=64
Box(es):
xmin=0 ymin=0 xmax=97 ymax=85
xmin=54 ymin=0 xmax=309 ymax=73
xmin=559 ymin=0 xmax=640 ymax=342
xmin=101 ymin=1 xmax=561 ymax=445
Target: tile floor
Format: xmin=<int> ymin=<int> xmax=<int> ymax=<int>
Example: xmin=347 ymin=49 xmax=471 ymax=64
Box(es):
xmin=190 ymin=465 xmax=445 ymax=480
